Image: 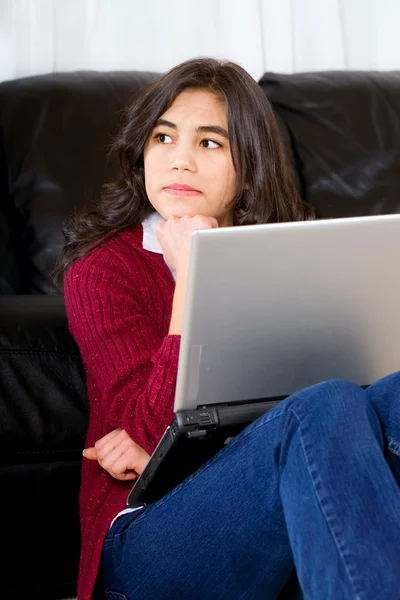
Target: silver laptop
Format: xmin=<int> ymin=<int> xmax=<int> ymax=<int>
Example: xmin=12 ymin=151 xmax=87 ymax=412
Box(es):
xmin=127 ymin=214 xmax=400 ymax=507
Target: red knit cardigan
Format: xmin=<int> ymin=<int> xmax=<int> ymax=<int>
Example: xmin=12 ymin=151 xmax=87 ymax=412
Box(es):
xmin=64 ymin=224 xmax=180 ymax=600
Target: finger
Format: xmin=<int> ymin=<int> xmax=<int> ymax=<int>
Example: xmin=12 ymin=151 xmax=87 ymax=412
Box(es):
xmin=94 ymin=428 xmax=123 ymax=453
xmin=107 ymin=440 xmax=149 ymax=473
xmin=82 ymin=447 xmax=97 ymax=460
xmin=95 ymin=428 xmax=125 ymax=458
xmin=109 ymin=449 xmax=143 ymax=479
xmin=97 ymin=434 xmax=138 ymax=470
xmin=193 ymin=215 xmax=218 ymax=229
xmin=108 ymin=469 xmax=138 ymax=482
xmin=98 ymin=427 xmax=124 ymax=447
xmin=210 ymin=217 xmax=219 ymax=228
xmin=97 ymin=440 xmax=128 ymax=471
xmin=113 ymin=445 xmax=150 ymax=476
xmin=120 ymin=471 xmax=138 ymax=481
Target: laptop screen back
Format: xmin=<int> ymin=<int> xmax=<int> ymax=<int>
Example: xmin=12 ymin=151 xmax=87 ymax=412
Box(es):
xmin=174 ymin=215 xmax=400 ymax=411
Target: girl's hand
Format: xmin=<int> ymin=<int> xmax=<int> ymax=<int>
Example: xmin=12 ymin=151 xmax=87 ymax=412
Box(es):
xmin=156 ymin=215 xmax=218 ymax=277
xmin=83 ymin=428 xmax=150 ymax=481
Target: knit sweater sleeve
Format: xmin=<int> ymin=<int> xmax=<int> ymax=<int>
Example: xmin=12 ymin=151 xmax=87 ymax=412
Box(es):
xmin=63 ymin=243 xmax=180 ymax=454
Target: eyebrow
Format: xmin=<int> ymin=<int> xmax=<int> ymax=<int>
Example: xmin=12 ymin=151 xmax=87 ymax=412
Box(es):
xmin=155 ymin=118 xmax=229 ymax=140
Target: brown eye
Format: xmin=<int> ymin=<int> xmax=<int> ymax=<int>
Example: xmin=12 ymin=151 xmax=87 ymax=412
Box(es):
xmin=156 ymin=133 xmax=172 ymax=144
xmin=201 ymin=139 xmax=221 ymax=149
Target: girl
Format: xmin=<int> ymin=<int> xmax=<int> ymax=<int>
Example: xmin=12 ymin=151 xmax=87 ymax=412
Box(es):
xmin=55 ymin=58 xmax=400 ymax=600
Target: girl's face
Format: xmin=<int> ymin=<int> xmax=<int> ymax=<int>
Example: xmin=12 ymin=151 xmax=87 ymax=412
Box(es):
xmin=144 ymin=89 xmax=236 ymax=227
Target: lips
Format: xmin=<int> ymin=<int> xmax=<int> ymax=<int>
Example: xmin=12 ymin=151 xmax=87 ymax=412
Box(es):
xmin=163 ymin=183 xmax=202 ymax=196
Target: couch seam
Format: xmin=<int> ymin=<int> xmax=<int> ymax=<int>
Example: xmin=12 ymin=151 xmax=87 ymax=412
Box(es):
xmin=0 ymin=349 xmax=80 ymax=356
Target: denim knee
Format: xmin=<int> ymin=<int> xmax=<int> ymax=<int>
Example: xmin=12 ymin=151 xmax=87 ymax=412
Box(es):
xmin=283 ymin=379 xmax=372 ymax=432
xmin=274 ymin=379 xmax=386 ymax=478
xmin=366 ymin=370 xmax=400 ymax=436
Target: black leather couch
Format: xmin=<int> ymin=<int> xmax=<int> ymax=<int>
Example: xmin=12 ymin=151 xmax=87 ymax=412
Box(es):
xmin=1 ymin=68 xmax=399 ymax=600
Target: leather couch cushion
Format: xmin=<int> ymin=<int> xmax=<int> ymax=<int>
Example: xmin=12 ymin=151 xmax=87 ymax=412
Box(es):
xmin=259 ymin=70 xmax=400 ymax=218
xmin=0 ymin=295 xmax=88 ymax=458
xmin=0 ymin=70 xmax=159 ymax=294
xmin=0 ymin=295 xmax=87 ymax=598
xmin=0 ymin=130 xmax=20 ymax=293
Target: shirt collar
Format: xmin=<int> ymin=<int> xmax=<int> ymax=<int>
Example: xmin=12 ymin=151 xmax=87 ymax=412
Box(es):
xmin=142 ymin=211 xmax=165 ymax=254
xmin=141 ymin=211 xmax=176 ymax=281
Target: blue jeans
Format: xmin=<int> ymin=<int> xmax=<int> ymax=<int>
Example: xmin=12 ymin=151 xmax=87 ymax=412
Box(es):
xmin=102 ymin=372 xmax=400 ymax=600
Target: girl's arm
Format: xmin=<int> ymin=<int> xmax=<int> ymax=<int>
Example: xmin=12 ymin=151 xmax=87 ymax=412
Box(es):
xmin=159 ymin=214 xmax=219 ymax=335
xmin=168 ymin=272 xmax=187 ymax=335
xmin=64 ymin=247 xmax=180 ymax=455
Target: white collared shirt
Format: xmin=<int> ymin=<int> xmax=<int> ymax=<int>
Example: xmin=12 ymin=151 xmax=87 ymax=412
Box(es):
xmin=142 ymin=211 xmax=176 ymax=282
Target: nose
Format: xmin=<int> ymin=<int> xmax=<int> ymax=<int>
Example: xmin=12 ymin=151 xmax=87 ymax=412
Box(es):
xmin=170 ymin=144 xmax=197 ymax=173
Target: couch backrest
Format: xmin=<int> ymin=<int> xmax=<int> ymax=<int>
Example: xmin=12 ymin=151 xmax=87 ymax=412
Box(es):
xmin=0 ymin=70 xmax=158 ymax=293
xmin=1 ymin=69 xmax=400 ymax=294
xmin=260 ymin=70 xmax=400 ymax=219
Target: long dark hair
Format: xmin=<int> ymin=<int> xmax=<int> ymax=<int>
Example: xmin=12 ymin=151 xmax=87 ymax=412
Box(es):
xmin=53 ymin=57 xmax=314 ymax=289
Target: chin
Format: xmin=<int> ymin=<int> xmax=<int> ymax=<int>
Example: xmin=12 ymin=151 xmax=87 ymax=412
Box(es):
xmin=163 ymin=205 xmax=201 ymax=219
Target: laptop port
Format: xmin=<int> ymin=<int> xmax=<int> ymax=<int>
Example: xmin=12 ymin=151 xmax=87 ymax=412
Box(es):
xmin=199 ymin=412 xmax=212 ymax=425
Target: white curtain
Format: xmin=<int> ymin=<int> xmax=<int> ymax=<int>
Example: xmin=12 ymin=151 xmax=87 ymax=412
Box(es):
xmin=1 ymin=0 xmax=400 ymax=83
